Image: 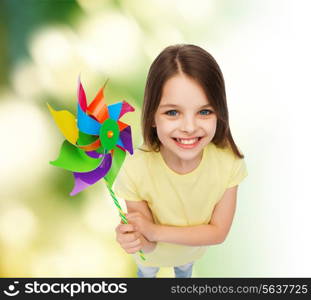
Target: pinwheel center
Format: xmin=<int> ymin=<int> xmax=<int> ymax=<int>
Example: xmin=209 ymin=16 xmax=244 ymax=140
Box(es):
xmin=107 ymin=130 xmax=114 ymax=138
xmin=99 ymin=118 xmax=120 ymax=151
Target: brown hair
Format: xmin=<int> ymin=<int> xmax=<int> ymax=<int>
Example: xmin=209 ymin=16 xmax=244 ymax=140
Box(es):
xmin=141 ymin=44 xmax=244 ymax=159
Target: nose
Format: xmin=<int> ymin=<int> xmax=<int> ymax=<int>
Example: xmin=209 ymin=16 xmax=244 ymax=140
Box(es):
xmin=180 ymin=115 xmax=196 ymax=134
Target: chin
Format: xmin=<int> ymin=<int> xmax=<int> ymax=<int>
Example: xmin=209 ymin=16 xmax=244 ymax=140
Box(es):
xmin=170 ymin=145 xmax=204 ymax=160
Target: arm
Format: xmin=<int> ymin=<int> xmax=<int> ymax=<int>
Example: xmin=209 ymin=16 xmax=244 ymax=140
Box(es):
xmin=127 ymin=185 xmax=238 ymax=247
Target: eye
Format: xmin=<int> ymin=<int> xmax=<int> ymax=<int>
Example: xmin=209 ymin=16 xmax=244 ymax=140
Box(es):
xmin=199 ymin=109 xmax=213 ymax=116
xmin=165 ymin=110 xmax=179 ymax=116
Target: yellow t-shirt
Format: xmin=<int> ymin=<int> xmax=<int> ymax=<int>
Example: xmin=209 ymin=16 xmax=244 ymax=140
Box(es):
xmin=113 ymin=142 xmax=248 ymax=267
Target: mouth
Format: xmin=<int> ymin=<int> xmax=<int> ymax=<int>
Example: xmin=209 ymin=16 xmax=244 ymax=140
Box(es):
xmin=172 ymin=137 xmax=203 ymax=148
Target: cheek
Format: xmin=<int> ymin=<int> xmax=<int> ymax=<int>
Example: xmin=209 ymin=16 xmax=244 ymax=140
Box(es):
xmin=211 ymin=119 xmax=217 ymax=133
xmin=154 ymin=117 xmax=175 ymax=138
xmin=156 ymin=123 xmax=172 ymax=140
xmin=203 ymin=118 xmax=217 ymax=135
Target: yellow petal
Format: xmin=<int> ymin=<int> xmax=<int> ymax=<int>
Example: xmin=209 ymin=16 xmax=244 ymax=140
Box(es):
xmin=47 ymin=103 xmax=78 ymax=145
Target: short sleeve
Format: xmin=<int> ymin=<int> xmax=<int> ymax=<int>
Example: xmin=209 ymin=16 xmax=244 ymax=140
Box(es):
xmin=227 ymin=158 xmax=248 ymax=188
xmin=113 ymin=165 xmax=142 ymax=202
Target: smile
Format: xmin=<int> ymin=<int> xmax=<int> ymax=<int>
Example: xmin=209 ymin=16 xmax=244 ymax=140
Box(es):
xmin=172 ymin=137 xmax=202 ymax=148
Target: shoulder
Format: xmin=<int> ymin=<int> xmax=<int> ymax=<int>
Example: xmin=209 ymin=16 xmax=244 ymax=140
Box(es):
xmin=122 ymin=146 xmax=155 ymax=171
xmin=208 ymin=142 xmax=245 ymax=169
xmin=208 ymin=142 xmax=237 ymax=160
xmin=114 ymin=147 xmax=153 ymax=190
xmin=207 ymin=143 xmax=247 ymax=187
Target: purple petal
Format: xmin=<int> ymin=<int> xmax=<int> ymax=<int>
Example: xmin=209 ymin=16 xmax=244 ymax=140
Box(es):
xmin=119 ymin=126 xmax=133 ymax=154
xmin=70 ymin=177 xmax=90 ymax=196
xmin=70 ymin=153 xmax=112 ymax=195
xmin=86 ymin=151 xmax=104 ymax=159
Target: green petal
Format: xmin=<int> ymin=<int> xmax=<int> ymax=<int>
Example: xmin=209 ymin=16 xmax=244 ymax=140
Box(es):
xmin=104 ymin=146 xmax=126 ymax=187
xmin=77 ymin=131 xmax=98 ymax=146
xmin=96 ymin=144 xmax=105 ymax=154
xmin=50 ymin=140 xmax=103 ymax=172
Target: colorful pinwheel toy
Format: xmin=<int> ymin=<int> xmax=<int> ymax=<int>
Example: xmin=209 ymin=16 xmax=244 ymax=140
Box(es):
xmin=47 ymin=77 xmax=145 ymax=260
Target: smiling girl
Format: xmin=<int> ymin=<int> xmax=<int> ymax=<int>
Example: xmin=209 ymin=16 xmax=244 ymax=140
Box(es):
xmin=114 ymin=44 xmax=247 ymax=278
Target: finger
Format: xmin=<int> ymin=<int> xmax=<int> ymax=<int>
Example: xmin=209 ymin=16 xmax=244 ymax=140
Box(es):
xmin=116 ymin=231 xmax=139 ymax=244
xmin=120 ymin=232 xmax=140 ymax=243
xmin=126 ymin=216 xmax=139 ymax=224
xmin=121 ymin=238 xmax=142 ymax=249
xmin=125 ymin=245 xmax=143 ymax=254
xmin=126 ymin=212 xmax=141 ymax=219
xmin=118 ymin=224 xmax=135 ymax=233
xmin=115 ymin=224 xmax=122 ymax=233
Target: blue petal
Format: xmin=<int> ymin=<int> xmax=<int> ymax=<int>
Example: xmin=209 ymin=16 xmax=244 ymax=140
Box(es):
xmin=108 ymin=102 xmax=122 ymax=121
xmin=77 ymin=103 xmax=101 ymax=135
xmin=116 ymin=137 xmax=125 ymax=149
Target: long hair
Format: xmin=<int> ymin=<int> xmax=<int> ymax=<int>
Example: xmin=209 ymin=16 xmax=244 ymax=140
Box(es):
xmin=141 ymin=44 xmax=244 ymax=159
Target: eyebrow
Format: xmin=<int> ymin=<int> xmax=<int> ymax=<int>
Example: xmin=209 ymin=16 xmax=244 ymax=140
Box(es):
xmin=159 ymin=104 xmax=213 ymax=109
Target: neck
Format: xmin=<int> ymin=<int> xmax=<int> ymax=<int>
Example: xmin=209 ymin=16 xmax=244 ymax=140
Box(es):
xmin=160 ymin=146 xmax=203 ymax=174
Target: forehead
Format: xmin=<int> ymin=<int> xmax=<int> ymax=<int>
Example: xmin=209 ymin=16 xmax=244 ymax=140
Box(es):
xmin=160 ymin=74 xmax=209 ymax=106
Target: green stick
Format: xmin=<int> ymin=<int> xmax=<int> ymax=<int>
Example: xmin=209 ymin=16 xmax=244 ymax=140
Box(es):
xmin=107 ymin=185 xmax=145 ymax=261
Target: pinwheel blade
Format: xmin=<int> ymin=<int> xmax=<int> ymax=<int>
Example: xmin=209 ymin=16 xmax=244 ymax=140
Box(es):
xmin=77 ymin=138 xmax=101 ymax=151
xmin=85 ymin=151 xmax=104 ymax=159
xmin=47 ymin=103 xmax=78 ymax=145
xmin=119 ymin=126 xmax=133 ymax=155
xmin=116 ymin=137 xmax=125 ymax=150
xmin=70 ymin=153 xmax=112 ymax=196
xmin=50 ymin=140 xmax=103 ymax=172
xmin=108 ymin=102 xmax=123 ymax=121
xmin=104 ymin=147 xmax=126 ymax=188
xmin=77 ymin=104 xmax=101 ymax=135
xmin=76 ymin=131 xmax=103 ymax=152
xmin=70 ymin=178 xmax=89 ymax=196
xmin=87 ymin=87 xmax=109 ymax=123
xmin=77 ymin=131 xmax=98 ymax=145
xmin=119 ymin=101 xmax=135 ymax=118
xmin=117 ymin=121 xmax=128 ymax=131
xmin=78 ymin=76 xmax=87 ymax=112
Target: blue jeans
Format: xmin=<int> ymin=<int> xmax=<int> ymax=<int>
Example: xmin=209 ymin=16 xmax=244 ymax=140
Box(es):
xmin=137 ymin=262 xmax=193 ymax=278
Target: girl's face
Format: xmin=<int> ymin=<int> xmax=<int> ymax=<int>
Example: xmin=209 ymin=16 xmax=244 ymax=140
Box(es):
xmin=154 ymin=74 xmax=217 ymax=164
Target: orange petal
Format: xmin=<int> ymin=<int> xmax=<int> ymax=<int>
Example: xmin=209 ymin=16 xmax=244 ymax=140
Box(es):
xmin=87 ymin=87 xmax=109 ymax=123
xmin=77 ymin=138 xmax=101 ymax=151
xmin=117 ymin=121 xmax=128 ymax=131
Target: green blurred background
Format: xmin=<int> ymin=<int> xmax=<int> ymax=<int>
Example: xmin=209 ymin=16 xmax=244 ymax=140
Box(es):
xmin=1 ymin=0 xmax=304 ymax=277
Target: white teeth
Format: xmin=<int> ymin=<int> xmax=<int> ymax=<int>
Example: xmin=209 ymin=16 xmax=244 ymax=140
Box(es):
xmin=176 ymin=138 xmax=198 ymax=145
